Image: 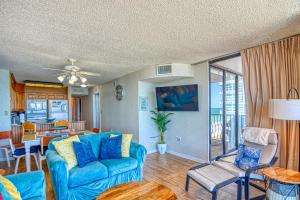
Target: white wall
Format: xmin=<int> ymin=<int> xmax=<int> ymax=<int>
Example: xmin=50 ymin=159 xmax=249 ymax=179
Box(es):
xmin=158 ymin=62 xmax=209 ymax=162
xmin=101 ymin=73 xmax=140 ymax=141
xmin=213 ymin=56 xmax=243 ymax=74
xmin=0 ymin=69 xmax=11 ymax=131
xmin=138 ymin=81 xmax=158 ymax=153
xmin=101 ymin=62 xmax=209 ymax=162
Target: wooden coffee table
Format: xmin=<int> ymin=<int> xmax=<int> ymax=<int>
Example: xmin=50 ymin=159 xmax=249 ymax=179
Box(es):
xmin=97 ymin=181 xmax=177 ymax=200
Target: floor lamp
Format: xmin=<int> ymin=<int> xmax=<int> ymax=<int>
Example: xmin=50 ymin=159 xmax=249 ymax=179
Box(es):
xmin=269 ymin=88 xmax=300 ymax=171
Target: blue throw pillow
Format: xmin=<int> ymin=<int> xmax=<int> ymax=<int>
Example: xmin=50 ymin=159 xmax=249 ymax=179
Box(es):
xmin=234 ymin=144 xmax=262 ymax=170
xmin=73 ymin=141 xmax=97 ymax=167
xmin=100 ymin=135 xmax=122 ymax=160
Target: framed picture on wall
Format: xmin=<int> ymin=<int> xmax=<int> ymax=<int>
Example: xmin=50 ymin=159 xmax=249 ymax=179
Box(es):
xmin=139 ymin=96 xmax=149 ymax=111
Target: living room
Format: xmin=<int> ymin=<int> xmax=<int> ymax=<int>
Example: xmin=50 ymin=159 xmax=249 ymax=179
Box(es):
xmin=0 ymin=1 xmax=300 ymax=200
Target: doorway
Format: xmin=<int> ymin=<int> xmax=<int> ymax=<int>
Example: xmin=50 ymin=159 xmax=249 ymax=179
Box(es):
xmin=209 ymin=55 xmax=246 ymax=160
xmin=93 ymin=93 xmax=101 ymax=129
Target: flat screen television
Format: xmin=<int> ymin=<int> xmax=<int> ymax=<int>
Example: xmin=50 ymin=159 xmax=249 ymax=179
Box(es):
xmin=156 ymin=84 xmax=199 ymax=111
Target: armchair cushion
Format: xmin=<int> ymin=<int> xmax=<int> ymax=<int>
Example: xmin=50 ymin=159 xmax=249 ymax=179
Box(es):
xmin=101 ymin=157 xmax=138 ymax=176
xmin=5 ymin=171 xmax=46 ymax=200
xmin=0 ymin=180 xmax=12 ymax=200
xmin=69 ymin=161 xmax=108 ymax=188
xmin=243 ymin=127 xmax=275 ymax=146
xmin=0 ymin=176 xmax=21 ymax=200
xmin=234 ymin=144 xmax=262 ymax=170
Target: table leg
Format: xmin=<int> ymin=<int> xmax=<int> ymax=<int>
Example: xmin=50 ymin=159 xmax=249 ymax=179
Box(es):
xmin=24 ymin=142 xmax=31 ymax=172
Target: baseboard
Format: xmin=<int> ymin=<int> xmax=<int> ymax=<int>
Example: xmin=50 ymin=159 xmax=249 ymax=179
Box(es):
xmin=166 ymin=150 xmax=206 ymax=163
xmin=146 ymin=149 xmax=157 ymax=154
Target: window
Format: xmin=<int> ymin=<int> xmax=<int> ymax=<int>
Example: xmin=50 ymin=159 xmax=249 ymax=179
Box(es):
xmin=209 ymin=55 xmax=246 ymax=160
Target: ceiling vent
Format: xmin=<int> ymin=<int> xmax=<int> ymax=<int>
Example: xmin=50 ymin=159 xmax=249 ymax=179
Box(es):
xmin=156 ymin=64 xmax=172 ymax=76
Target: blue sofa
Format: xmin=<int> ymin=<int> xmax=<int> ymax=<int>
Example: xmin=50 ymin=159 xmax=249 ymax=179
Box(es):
xmin=4 ymin=170 xmax=46 ymax=200
xmin=46 ymin=132 xmax=147 ymax=200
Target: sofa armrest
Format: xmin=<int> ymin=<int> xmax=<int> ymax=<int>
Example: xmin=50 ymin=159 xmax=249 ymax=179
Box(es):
xmin=46 ymin=150 xmax=69 ymax=199
xmin=130 ymin=142 xmax=147 ymax=165
xmin=5 ymin=171 xmax=46 ymax=199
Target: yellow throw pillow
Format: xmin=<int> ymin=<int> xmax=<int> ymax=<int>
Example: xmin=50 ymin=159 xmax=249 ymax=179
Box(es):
xmin=53 ymin=135 xmax=80 ymax=170
xmin=0 ymin=175 xmax=21 ymax=200
xmin=111 ymin=134 xmax=133 ymax=157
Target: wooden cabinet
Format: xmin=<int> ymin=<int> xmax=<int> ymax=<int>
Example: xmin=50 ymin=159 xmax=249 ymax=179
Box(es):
xmin=10 ymin=74 xmax=25 ymax=111
xmin=37 ymin=94 xmax=47 ymax=99
xmin=27 ymin=93 xmax=36 ymax=99
xmin=55 ymin=94 xmax=66 ymax=99
xmin=11 ymin=89 xmax=25 ymax=111
xmin=48 ymin=95 xmax=56 ymax=99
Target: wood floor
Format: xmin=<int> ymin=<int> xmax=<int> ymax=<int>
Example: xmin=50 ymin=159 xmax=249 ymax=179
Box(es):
xmin=0 ymin=153 xmax=263 ymax=200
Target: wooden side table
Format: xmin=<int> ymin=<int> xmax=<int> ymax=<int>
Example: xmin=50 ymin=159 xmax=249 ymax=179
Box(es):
xmin=261 ymin=167 xmax=300 ymax=200
xmin=97 ymin=181 xmax=177 ymax=200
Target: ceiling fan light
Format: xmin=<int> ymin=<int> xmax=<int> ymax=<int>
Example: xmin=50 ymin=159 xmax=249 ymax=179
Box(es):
xmin=80 ymin=84 xmax=87 ymax=88
xmin=69 ymin=79 xmax=75 ymax=85
xmin=57 ymin=75 xmax=65 ymax=82
xmin=80 ymin=77 xmax=87 ymax=83
xmin=70 ymin=75 xmax=78 ymax=82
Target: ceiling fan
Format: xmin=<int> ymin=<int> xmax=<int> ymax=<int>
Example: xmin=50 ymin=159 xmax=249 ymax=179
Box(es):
xmin=43 ymin=58 xmax=101 ymax=87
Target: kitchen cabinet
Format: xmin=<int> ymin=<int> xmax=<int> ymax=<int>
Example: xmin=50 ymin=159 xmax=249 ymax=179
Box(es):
xmin=10 ymin=74 xmax=25 ymax=111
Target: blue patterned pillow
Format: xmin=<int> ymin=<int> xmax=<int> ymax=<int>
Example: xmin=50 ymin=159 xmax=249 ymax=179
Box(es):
xmin=234 ymin=144 xmax=262 ymax=170
xmin=73 ymin=141 xmax=97 ymax=167
xmin=100 ymin=135 xmax=122 ymax=160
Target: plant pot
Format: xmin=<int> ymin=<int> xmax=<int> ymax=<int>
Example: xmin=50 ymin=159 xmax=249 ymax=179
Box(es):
xmin=157 ymin=143 xmax=167 ymax=154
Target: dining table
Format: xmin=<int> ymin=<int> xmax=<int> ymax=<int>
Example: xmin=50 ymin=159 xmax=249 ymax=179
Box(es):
xmin=21 ymin=134 xmax=43 ymax=172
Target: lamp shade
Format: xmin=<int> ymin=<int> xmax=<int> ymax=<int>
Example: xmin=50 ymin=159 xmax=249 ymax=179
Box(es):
xmin=269 ymin=99 xmax=300 ymax=120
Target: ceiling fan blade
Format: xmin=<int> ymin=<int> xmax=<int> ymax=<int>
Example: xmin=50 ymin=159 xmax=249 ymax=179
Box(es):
xmin=79 ymin=71 xmax=101 ymax=77
xmin=42 ymin=68 xmax=68 ymax=72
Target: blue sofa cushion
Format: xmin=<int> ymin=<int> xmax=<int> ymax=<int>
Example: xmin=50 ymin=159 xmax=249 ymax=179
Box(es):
xmin=100 ymin=157 xmax=138 ymax=176
xmin=99 ymin=136 xmax=122 ymax=160
xmin=69 ymin=161 xmax=108 ymax=188
xmin=0 ymin=180 xmax=12 ymax=200
xmin=5 ymin=171 xmax=46 ymax=200
xmin=73 ymin=141 xmax=97 ymax=167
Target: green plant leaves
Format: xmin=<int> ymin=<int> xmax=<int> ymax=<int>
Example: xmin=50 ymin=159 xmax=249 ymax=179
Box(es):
xmin=150 ymin=109 xmax=173 ymax=144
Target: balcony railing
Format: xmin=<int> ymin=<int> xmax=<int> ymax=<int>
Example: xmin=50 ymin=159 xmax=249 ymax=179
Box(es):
xmin=210 ymin=114 xmax=246 ymax=140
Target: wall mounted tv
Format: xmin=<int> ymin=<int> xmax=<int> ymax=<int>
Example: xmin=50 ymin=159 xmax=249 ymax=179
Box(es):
xmin=156 ymin=84 xmax=199 ymax=111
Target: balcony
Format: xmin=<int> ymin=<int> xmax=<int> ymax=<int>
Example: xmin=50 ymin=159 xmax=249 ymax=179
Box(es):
xmin=210 ymin=114 xmax=246 ymax=158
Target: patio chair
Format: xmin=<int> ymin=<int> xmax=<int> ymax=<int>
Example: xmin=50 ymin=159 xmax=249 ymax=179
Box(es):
xmin=213 ymin=127 xmax=278 ymax=200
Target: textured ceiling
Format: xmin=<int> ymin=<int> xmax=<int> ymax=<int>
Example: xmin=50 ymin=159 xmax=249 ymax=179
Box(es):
xmin=0 ymin=0 xmax=299 ymax=84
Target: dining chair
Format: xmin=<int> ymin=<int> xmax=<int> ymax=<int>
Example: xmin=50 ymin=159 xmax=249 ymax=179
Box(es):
xmin=0 ymin=131 xmax=13 ymax=167
xmin=92 ymin=128 xmax=100 ymax=133
xmin=22 ymin=121 xmax=37 ymax=134
xmin=54 ymin=120 xmax=69 ymax=128
xmin=8 ymin=138 xmax=41 ymax=174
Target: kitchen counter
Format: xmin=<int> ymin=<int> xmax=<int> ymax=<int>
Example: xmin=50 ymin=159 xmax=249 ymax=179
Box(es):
xmin=11 ymin=121 xmax=86 ymax=144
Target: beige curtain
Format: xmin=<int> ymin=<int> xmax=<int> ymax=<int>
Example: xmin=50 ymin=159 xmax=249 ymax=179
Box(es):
xmin=241 ymin=35 xmax=300 ymax=170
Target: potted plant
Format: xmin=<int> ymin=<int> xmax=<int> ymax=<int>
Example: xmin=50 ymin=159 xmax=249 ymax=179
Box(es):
xmin=150 ymin=110 xmax=173 ymax=154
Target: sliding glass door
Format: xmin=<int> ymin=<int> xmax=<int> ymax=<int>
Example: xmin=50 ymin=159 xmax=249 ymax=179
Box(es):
xmin=209 ymin=65 xmax=245 ymax=160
